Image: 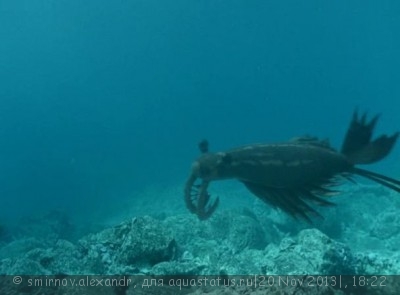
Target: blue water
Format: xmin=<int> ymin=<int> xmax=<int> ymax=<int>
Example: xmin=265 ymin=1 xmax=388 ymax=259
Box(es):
xmin=0 ymin=0 xmax=399 ymax=224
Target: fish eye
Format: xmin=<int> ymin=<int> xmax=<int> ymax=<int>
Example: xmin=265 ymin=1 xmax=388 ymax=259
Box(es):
xmin=217 ymin=153 xmax=232 ymax=166
xmin=222 ymin=154 xmax=232 ymax=165
xmin=200 ymin=166 xmax=211 ymax=176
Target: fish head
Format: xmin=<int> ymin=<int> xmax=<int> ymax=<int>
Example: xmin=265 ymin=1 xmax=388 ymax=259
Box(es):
xmin=190 ymin=152 xmax=232 ymax=181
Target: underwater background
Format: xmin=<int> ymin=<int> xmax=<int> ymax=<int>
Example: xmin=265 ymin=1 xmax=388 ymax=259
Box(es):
xmin=1 ymin=0 xmax=400 ymax=291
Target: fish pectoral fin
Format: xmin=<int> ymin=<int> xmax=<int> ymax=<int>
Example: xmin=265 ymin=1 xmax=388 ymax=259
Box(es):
xmin=241 ymin=181 xmax=335 ymax=223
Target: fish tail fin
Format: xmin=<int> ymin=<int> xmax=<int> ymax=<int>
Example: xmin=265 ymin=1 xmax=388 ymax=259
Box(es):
xmin=340 ymin=110 xmax=399 ymax=165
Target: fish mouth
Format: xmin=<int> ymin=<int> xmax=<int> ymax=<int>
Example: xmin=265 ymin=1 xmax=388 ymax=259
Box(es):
xmin=184 ymin=172 xmax=219 ymax=220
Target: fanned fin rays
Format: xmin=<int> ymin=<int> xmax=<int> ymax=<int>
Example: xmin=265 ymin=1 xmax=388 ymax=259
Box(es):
xmin=242 ymin=177 xmax=343 ymax=223
xmin=352 ymin=167 xmax=400 ymax=193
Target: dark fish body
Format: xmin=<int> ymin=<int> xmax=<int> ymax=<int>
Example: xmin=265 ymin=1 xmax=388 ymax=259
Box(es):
xmin=212 ymin=143 xmax=351 ymax=187
xmin=184 ymin=111 xmax=400 ymax=222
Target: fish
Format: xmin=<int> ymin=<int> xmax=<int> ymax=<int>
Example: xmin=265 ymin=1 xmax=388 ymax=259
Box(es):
xmin=184 ymin=111 xmax=400 ymax=222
